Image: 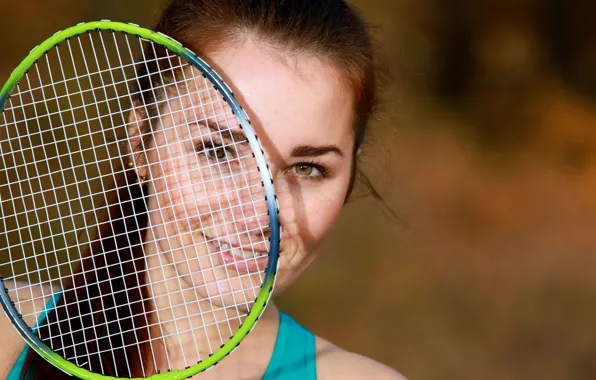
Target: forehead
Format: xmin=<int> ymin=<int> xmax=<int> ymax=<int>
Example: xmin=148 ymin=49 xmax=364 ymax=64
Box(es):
xmin=152 ymin=69 xmax=237 ymax=136
xmin=202 ymin=40 xmax=356 ymax=153
xmin=171 ymin=71 xmax=234 ymax=120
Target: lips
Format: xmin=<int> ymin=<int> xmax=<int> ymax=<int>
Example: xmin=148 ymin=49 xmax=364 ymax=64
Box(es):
xmin=205 ymin=236 xmax=269 ymax=273
xmin=213 ymin=241 xmax=267 ymax=259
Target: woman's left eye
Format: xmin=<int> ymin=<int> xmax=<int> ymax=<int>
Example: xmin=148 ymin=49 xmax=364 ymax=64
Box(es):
xmin=291 ymin=163 xmax=325 ymax=178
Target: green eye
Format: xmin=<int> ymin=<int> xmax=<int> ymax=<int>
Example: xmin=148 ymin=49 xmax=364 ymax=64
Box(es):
xmin=208 ymin=147 xmax=227 ymax=160
xmin=291 ymin=163 xmax=327 ymax=178
xmin=196 ymin=141 xmax=234 ymax=162
xmin=294 ymin=164 xmax=314 ymax=176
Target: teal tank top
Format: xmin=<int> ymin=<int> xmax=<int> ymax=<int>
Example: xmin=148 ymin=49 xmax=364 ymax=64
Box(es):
xmin=8 ymin=298 xmax=316 ymax=380
xmin=263 ymin=311 xmax=317 ymax=380
xmin=7 ymin=292 xmax=62 ymax=380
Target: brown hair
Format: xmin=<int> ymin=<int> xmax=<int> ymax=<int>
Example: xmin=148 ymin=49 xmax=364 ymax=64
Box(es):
xmin=156 ymin=0 xmax=377 ymax=151
xmin=22 ymin=0 xmax=379 ymax=377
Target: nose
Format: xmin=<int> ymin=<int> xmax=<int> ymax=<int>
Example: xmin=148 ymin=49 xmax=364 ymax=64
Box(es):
xmin=233 ymin=196 xmax=269 ymax=236
xmin=233 ymin=170 xmax=270 ymax=234
xmin=215 ymin=166 xmax=270 ymax=244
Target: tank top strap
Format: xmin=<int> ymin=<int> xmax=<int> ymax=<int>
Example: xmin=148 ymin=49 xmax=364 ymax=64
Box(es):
xmin=9 ymin=298 xmax=316 ymax=379
xmin=262 ymin=311 xmax=317 ymax=380
xmin=7 ymin=292 xmax=63 ymax=380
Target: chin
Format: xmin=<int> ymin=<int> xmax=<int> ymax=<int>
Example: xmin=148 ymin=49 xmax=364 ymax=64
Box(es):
xmin=171 ymin=257 xmax=266 ymax=312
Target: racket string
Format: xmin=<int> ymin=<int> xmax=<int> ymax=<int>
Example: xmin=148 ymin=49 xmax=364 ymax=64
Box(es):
xmin=1 ymin=29 xmax=273 ymax=377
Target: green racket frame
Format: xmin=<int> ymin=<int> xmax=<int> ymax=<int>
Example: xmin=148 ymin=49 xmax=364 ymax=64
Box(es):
xmin=0 ymin=21 xmax=280 ymax=380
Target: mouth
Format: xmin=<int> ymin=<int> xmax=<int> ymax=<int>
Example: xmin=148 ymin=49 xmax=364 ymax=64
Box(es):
xmin=211 ymin=240 xmax=268 ymax=259
xmin=205 ymin=236 xmax=270 ymax=273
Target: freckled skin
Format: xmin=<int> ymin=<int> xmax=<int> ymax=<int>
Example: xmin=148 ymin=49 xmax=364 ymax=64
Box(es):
xmin=133 ymin=44 xmax=406 ymax=380
xmin=207 ymin=42 xmax=356 ymax=293
xmin=0 ymin=39 xmax=404 ymax=380
xmin=127 ymin=39 xmax=357 ymax=372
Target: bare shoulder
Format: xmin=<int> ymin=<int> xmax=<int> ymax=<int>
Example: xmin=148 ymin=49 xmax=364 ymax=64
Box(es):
xmin=315 ymin=336 xmax=407 ymax=380
xmin=0 ymin=281 xmax=58 ymax=378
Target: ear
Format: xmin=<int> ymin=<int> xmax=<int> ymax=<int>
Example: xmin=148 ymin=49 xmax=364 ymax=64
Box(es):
xmin=127 ymin=107 xmax=149 ymax=180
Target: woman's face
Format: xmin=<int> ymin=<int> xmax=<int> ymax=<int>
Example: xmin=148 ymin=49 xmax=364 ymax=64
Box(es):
xmin=133 ymin=40 xmax=355 ymax=310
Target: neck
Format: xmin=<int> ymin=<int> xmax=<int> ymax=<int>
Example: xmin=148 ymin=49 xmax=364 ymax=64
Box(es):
xmin=141 ymin=228 xmax=279 ymax=377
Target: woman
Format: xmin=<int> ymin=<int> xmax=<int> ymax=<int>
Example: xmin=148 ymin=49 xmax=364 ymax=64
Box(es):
xmin=1 ymin=0 xmax=404 ymax=378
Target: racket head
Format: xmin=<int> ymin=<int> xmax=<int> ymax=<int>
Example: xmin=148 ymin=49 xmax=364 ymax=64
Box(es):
xmin=0 ymin=21 xmax=280 ymax=379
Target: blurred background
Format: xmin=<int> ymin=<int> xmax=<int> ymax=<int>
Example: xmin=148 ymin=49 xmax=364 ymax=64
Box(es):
xmin=1 ymin=1 xmax=595 ymax=379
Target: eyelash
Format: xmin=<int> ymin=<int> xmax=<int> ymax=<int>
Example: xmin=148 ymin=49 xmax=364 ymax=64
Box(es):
xmin=196 ymin=140 xmax=234 ymax=161
xmin=290 ymin=161 xmax=329 ymax=180
xmin=196 ymin=142 xmax=329 ymax=180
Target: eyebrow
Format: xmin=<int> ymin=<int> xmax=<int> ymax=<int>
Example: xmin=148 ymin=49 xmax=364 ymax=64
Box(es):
xmin=291 ymin=145 xmax=343 ymax=158
xmin=195 ymin=120 xmax=343 ymax=158
xmin=197 ymin=119 xmax=248 ymax=144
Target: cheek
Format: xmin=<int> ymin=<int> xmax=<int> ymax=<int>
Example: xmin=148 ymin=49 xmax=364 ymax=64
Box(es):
xmin=278 ymin=180 xmax=347 ymax=249
xmin=148 ymin=147 xmax=268 ymax=243
xmin=304 ymin=192 xmax=344 ymax=246
xmin=145 ymin=135 xmax=200 ymax=229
